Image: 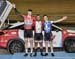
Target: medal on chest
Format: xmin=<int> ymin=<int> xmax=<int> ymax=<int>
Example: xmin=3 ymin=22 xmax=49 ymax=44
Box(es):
xmin=44 ymin=22 xmax=51 ymax=33
xmin=35 ymin=21 xmax=42 ymax=33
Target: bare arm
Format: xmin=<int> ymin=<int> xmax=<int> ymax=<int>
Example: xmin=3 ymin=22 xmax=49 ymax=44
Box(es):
xmin=12 ymin=4 xmax=23 ymax=17
xmin=53 ymin=16 xmax=67 ymax=23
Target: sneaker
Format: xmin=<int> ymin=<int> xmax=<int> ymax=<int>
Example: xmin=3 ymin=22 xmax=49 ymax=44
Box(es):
xmin=24 ymin=53 xmax=28 ymax=56
xmin=41 ymin=52 xmax=45 ymax=56
xmin=33 ymin=52 xmax=37 ymax=57
xmin=51 ymin=53 xmax=55 ymax=57
xmin=30 ymin=53 xmax=32 ymax=57
xmin=30 ymin=53 xmax=36 ymax=57
xmin=44 ymin=53 xmax=48 ymax=56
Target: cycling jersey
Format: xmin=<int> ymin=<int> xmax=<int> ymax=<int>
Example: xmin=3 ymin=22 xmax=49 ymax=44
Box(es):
xmin=34 ymin=21 xmax=43 ymax=33
xmin=23 ymin=15 xmax=35 ymax=30
xmin=44 ymin=21 xmax=52 ymax=33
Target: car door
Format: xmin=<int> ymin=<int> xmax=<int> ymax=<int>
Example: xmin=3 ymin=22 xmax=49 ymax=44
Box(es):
xmin=52 ymin=31 xmax=62 ymax=47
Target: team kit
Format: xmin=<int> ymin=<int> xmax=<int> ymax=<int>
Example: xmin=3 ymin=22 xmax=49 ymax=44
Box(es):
xmin=12 ymin=4 xmax=67 ymax=57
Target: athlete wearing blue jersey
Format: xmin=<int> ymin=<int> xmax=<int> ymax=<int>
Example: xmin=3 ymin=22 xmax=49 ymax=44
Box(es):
xmin=43 ymin=15 xmax=67 ymax=57
xmin=44 ymin=21 xmax=52 ymax=41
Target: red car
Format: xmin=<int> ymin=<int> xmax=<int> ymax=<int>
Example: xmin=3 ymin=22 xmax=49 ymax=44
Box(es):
xmin=0 ymin=22 xmax=75 ymax=54
xmin=0 ymin=0 xmax=75 ymax=54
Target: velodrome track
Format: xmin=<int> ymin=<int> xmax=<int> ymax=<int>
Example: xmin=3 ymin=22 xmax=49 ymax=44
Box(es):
xmin=0 ymin=49 xmax=75 ymax=59
xmin=0 ymin=51 xmax=75 ymax=59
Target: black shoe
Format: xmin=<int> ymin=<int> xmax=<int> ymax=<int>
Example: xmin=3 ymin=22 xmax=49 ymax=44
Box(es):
xmin=24 ymin=53 xmax=28 ymax=56
xmin=51 ymin=53 xmax=55 ymax=57
xmin=41 ymin=52 xmax=44 ymax=56
xmin=30 ymin=53 xmax=32 ymax=57
xmin=44 ymin=53 xmax=48 ymax=56
xmin=30 ymin=53 xmax=37 ymax=57
xmin=33 ymin=52 xmax=37 ymax=57
xmin=30 ymin=52 xmax=37 ymax=57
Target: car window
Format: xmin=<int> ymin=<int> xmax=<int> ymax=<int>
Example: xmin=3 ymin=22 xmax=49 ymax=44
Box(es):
xmin=52 ymin=26 xmax=61 ymax=31
xmin=0 ymin=1 xmax=7 ymax=16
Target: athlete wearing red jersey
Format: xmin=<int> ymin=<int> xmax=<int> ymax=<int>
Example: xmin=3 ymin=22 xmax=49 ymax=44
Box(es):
xmin=12 ymin=4 xmax=35 ymax=57
xmin=23 ymin=14 xmax=35 ymax=57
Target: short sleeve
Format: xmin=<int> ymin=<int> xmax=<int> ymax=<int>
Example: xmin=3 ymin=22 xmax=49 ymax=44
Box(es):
xmin=50 ymin=21 xmax=54 ymax=23
xmin=22 ymin=15 xmax=25 ymax=17
xmin=32 ymin=16 xmax=36 ymax=26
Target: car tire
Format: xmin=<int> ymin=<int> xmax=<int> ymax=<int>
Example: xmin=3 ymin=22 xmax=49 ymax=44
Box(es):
xmin=63 ymin=37 xmax=75 ymax=53
xmin=7 ymin=39 xmax=25 ymax=54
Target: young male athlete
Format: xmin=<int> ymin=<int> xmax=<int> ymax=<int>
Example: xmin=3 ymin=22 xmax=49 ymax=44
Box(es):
xmin=43 ymin=15 xmax=67 ymax=56
xmin=12 ymin=4 xmax=35 ymax=56
xmin=32 ymin=14 xmax=44 ymax=56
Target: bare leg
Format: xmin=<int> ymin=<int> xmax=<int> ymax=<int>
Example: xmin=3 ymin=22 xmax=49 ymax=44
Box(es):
xmin=49 ymin=41 xmax=54 ymax=56
xmin=24 ymin=38 xmax=28 ymax=56
xmin=49 ymin=41 xmax=53 ymax=53
xmin=34 ymin=41 xmax=38 ymax=49
xmin=39 ymin=41 xmax=43 ymax=49
xmin=45 ymin=41 xmax=48 ymax=53
xmin=39 ymin=41 xmax=44 ymax=56
xmin=33 ymin=41 xmax=38 ymax=56
xmin=43 ymin=41 xmax=48 ymax=56
xmin=25 ymin=38 xmax=28 ymax=53
xmin=30 ymin=38 xmax=33 ymax=54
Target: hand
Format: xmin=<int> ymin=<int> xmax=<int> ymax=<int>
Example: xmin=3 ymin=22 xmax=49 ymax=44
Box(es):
xmin=12 ymin=3 xmax=16 ymax=8
xmin=62 ymin=16 xmax=67 ymax=20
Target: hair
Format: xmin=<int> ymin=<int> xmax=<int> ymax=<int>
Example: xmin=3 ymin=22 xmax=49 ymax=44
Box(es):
xmin=43 ymin=14 xmax=48 ymax=17
xmin=36 ymin=14 xmax=40 ymax=16
xmin=28 ymin=9 xmax=32 ymax=12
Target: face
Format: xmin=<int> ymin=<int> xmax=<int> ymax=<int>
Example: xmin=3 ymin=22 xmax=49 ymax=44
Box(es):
xmin=27 ymin=11 xmax=32 ymax=16
xmin=44 ymin=16 xmax=48 ymax=21
xmin=36 ymin=16 xmax=40 ymax=21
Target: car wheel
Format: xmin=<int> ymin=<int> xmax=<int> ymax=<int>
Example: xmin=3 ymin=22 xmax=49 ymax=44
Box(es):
xmin=63 ymin=37 xmax=75 ymax=53
xmin=7 ymin=39 xmax=25 ymax=54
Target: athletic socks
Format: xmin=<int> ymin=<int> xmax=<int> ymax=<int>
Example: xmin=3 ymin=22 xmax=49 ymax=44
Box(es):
xmin=40 ymin=49 xmax=44 ymax=56
xmin=24 ymin=48 xmax=55 ymax=57
xmin=51 ymin=48 xmax=55 ymax=56
xmin=40 ymin=49 xmax=43 ymax=53
xmin=30 ymin=48 xmax=33 ymax=53
xmin=33 ymin=49 xmax=37 ymax=56
xmin=30 ymin=48 xmax=37 ymax=57
xmin=46 ymin=49 xmax=48 ymax=53
xmin=30 ymin=48 xmax=33 ymax=57
xmin=44 ymin=48 xmax=48 ymax=56
xmin=51 ymin=48 xmax=53 ymax=53
xmin=24 ymin=48 xmax=28 ymax=56
xmin=26 ymin=48 xmax=28 ymax=53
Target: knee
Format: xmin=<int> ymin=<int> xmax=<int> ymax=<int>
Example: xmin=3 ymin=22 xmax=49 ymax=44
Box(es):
xmin=30 ymin=40 xmax=33 ymax=43
xmin=25 ymin=40 xmax=28 ymax=43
